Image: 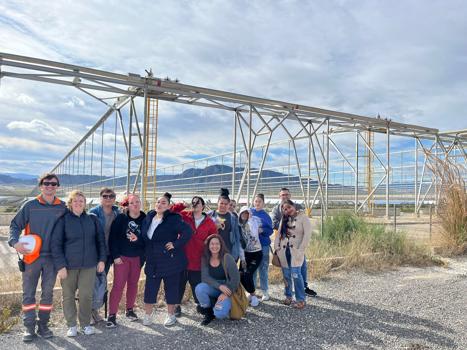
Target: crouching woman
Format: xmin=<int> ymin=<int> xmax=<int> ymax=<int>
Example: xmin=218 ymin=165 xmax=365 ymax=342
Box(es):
xmin=195 ymin=234 xmax=240 ymax=325
xmin=51 ymin=190 xmax=106 ymax=337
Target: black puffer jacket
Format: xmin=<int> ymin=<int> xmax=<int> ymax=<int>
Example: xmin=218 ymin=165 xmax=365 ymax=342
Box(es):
xmin=51 ymin=210 xmax=106 ymax=270
xmin=142 ymin=209 xmax=192 ymax=277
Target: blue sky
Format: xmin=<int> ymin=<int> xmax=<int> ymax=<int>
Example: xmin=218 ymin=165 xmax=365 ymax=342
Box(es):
xmin=1 ymin=0 xmax=467 ymax=175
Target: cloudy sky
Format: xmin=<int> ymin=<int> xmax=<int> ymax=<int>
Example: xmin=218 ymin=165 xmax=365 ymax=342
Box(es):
xmin=1 ymin=0 xmax=466 ymax=176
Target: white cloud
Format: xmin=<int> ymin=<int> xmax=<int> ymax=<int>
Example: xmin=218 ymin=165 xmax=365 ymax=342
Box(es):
xmin=65 ymin=96 xmax=85 ymax=108
xmin=1 ymin=0 xmax=467 ymax=176
xmin=6 ymin=119 xmax=79 ymax=141
xmin=0 ymin=135 xmax=65 ymax=153
xmin=16 ymin=93 xmax=35 ymax=104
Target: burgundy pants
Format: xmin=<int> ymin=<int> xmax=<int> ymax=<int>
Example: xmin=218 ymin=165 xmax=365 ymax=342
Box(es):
xmin=108 ymin=256 xmax=141 ymax=315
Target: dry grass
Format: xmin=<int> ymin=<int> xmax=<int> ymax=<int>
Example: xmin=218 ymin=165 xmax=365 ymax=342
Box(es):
xmin=0 ymin=307 xmax=19 ymax=334
xmin=426 ymin=153 xmax=467 ymax=255
xmin=302 ymin=213 xmax=441 ymax=281
xmin=0 ymin=272 xmax=22 ymax=293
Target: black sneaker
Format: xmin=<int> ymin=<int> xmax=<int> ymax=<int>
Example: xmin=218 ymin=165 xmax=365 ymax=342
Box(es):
xmin=106 ymin=314 xmax=117 ymax=328
xmin=196 ymin=304 xmax=203 ymax=314
xmin=305 ymin=287 xmax=317 ymax=297
xmin=22 ymin=326 xmax=36 ymax=343
xmin=125 ymin=309 xmax=138 ymax=322
xmin=200 ymin=307 xmax=215 ymax=326
xmin=37 ymin=322 xmax=53 ymax=338
xmin=174 ymin=305 xmax=182 ymax=318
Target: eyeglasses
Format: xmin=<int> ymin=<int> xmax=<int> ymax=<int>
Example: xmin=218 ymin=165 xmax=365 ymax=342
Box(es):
xmin=102 ymin=194 xmax=116 ymax=199
xmin=42 ymin=182 xmax=58 ymax=187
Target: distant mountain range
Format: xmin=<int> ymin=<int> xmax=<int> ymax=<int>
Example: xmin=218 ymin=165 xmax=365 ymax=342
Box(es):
xmin=3 ymin=172 xmax=37 ymax=180
xmin=0 ymin=165 xmax=305 ymax=187
xmin=0 ymin=174 xmax=37 ymax=185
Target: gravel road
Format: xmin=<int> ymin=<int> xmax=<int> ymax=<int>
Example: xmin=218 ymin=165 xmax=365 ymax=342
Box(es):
xmin=1 ymin=257 xmax=466 ymax=350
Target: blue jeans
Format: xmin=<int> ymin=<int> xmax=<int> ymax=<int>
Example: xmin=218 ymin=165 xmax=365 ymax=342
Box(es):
xmin=253 ymin=245 xmax=270 ymax=292
xmin=301 ymin=258 xmax=308 ymax=289
xmin=195 ymin=282 xmax=231 ymax=319
xmin=283 ymin=246 xmax=306 ymax=301
xmin=282 ymin=266 xmax=305 ymax=302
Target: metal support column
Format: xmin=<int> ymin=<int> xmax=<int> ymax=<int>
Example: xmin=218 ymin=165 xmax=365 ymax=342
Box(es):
xmin=232 ymin=111 xmax=237 ymax=198
xmin=325 ymin=118 xmax=330 ymax=213
xmin=246 ymin=106 xmax=253 ymax=206
xmin=355 ymin=131 xmax=359 ymax=213
xmin=386 ymin=124 xmax=390 ymax=218
xmin=127 ymin=101 xmax=133 ymax=194
xmin=414 ymin=138 xmax=418 ymax=214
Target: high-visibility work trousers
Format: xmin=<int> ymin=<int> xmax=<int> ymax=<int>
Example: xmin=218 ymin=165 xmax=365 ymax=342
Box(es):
xmin=21 ymin=256 xmax=57 ymax=327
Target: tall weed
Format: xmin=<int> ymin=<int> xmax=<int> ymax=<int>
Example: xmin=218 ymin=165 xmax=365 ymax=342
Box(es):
xmin=307 ymin=212 xmax=437 ymax=279
xmin=426 ymin=154 xmax=467 ymax=254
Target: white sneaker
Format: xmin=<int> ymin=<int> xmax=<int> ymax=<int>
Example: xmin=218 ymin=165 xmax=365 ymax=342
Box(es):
xmin=163 ymin=314 xmax=177 ymax=327
xmin=250 ymin=295 xmax=260 ymax=307
xmin=66 ymin=326 xmax=77 ymax=337
xmin=143 ymin=313 xmax=152 ymax=326
xmin=261 ymin=291 xmax=270 ymax=301
xmin=82 ymin=326 xmax=95 ymax=335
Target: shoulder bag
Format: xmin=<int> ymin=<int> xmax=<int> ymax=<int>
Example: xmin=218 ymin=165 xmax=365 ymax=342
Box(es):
xmin=223 ymin=255 xmax=248 ymax=320
xmin=270 ymin=246 xmax=281 ymax=267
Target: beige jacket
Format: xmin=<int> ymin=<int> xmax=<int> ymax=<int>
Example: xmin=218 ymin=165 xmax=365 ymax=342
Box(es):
xmin=274 ymin=212 xmax=312 ymax=268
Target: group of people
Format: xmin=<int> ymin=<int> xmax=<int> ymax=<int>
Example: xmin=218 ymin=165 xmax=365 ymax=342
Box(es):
xmin=9 ymin=173 xmax=316 ymax=343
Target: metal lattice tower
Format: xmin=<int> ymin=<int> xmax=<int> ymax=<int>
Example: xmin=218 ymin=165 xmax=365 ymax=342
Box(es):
xmin=1 ymin=52 xmax=466 ymax=217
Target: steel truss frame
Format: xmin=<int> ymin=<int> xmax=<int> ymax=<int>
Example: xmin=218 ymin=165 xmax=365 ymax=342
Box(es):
xmin=1 ymin=52 xmax=466 ymax=214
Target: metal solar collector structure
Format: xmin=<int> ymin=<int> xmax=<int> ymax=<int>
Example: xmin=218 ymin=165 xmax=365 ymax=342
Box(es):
xmin=1 ymin=52 xmax=466 ymax=216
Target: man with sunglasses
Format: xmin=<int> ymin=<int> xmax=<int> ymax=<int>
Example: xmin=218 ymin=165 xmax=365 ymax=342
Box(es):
xmin=89 ymin=187 xmax=120 ymax=324
xmin=9 ymin=173 xmax=66 ymax=342
xmin=271 ymin=187 xmax=317 ymax=297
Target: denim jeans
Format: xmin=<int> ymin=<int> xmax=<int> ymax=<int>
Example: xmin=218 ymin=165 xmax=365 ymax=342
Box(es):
xmin=282 ymin=266 xmax=305 ymax=302
xmin=301 ymin=258 xmax=309 ymax=289
xmin=195 ymin=282 xmax=231 ymax=319
xmin=283 ymin=246 xmax=305 ymax=301
xmin=253 ymin=245 xmax=270 ymax=292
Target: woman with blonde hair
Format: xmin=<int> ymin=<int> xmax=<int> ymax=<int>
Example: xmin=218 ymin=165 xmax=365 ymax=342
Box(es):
xmin=51 ymin=190 xmax=106 ymax=336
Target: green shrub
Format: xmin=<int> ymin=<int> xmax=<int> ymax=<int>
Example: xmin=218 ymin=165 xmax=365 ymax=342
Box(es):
xmin=320 ymin=211 xmax=364 ymax=243
xmin=306 ymin=212 xmax=437 ymax=279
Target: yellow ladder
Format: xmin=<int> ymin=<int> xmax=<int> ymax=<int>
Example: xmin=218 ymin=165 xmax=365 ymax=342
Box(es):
xmin=143 ymin=97 xmax=159 ymax=211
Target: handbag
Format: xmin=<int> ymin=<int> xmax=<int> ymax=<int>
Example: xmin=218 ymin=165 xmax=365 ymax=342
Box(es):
xmin=223 ymin=256 xmax=248 ymax=320
xmin=270 ymin=246 xmax=281 ymax=267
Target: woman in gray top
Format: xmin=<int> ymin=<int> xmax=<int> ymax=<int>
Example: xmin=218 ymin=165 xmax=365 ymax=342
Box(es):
xmin=195 ymin=234 xmax=240 ymax=325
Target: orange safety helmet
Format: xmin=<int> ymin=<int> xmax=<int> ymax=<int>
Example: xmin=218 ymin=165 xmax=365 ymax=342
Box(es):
xmin=19 ymin=234 xmax=42 ymax=264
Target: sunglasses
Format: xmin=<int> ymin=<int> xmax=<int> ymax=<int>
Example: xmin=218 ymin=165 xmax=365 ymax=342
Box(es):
xmin=102 ymin=194 xmax=116 ymax=199
xmin=192 ymin=199 xmax=201 ymax=206
xmin=42 ymin=182 xmax=59 ymax=187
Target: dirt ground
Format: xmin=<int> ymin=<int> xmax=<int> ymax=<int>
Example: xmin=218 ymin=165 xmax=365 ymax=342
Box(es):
xmin=1 ymin=256 xmax=466 ymax=349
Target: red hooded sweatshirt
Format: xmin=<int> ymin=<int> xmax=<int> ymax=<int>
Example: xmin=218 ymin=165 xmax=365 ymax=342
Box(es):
xmin=172 ymin=203 xmax=218 ymax=271
xmin=180 ymin=211 xmax=217 ymax=271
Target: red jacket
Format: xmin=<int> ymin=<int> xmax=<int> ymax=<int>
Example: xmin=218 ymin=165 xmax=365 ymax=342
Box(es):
xmin=179 ymin=210 xmax=217 ymax=271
